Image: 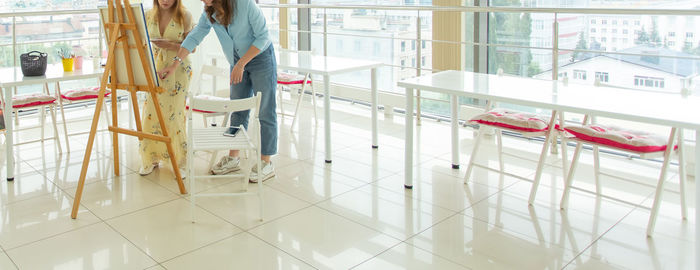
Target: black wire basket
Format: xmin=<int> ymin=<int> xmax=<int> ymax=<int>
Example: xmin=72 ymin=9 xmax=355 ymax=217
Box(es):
xmin=20 ymin=51 xmax=48 ymax=76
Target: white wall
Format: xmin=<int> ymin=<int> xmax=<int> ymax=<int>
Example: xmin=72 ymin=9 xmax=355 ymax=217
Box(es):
xmin=183 ymin=1 xmax=224 ymax=71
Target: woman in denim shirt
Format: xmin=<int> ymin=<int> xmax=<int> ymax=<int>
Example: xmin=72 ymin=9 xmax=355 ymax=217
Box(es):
xmin=160 ymin=0 xmax=277 ymax=182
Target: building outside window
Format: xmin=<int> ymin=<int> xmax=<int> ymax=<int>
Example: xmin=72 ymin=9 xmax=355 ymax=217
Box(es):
xmin=573 ymin=69 xmax=587 ymax=80
xmin=634 ymin=75 xmax=665 ymax=88
xmin=401 ymin=41 xmax=406 ymax=52
xmin=595 ymin=71 xmax=609 ymax=82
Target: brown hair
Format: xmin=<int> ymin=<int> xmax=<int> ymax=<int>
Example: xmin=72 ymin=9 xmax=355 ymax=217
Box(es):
xmin=152 ymin=0 xmax=187 ymax=28
xmin=205 ymin=0 xmax=235 ymax=27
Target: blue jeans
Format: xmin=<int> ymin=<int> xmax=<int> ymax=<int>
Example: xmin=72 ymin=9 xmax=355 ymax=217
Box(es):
xmin=231 ymin=46 xmax=278 ymax=156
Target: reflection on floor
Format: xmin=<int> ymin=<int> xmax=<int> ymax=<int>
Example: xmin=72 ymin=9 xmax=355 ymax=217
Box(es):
xmin=0 ymin=94 xmax=694 ymax=269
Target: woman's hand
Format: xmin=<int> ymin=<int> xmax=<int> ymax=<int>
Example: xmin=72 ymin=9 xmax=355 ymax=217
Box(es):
xmin=230 ymin=62 xmax=245 ymax=85
xmin=158 ymin=64 xmax=177 ymax=80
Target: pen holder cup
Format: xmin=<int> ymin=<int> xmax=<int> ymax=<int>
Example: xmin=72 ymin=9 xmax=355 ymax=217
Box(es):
xmin=73 ymin=56 xmax=83 ymax=70
xmin=62 ymin=57 xmax=74 ymax=72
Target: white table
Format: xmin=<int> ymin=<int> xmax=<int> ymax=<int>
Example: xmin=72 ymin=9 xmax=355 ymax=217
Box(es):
xmin=277 ymin=51 xmax=383 ymax=163
xmin=0 ymin=60 xmax=103 ymax=181
xmin=399 ymin=70 xmax=700 ymax=267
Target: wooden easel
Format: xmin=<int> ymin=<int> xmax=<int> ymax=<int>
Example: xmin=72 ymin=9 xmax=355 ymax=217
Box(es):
xmin=71 ymin=0 xmax=186 ymax=219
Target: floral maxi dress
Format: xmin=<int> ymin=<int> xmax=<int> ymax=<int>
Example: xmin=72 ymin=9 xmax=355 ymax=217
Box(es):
xmin=140 ymin=10 xmax=193 ymax=169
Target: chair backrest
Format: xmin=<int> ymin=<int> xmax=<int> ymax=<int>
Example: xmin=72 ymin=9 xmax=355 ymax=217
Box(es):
xmin=194 ymin=64 xmax=229 ymax=97
xmin=190 ymin=92 xmax=261 ymax=118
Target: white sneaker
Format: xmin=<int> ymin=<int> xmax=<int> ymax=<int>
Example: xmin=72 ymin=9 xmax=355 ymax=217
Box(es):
xmin=211 ymin=156 xmax=241 ymax=175
xmin=249 ymin=161 xmax=275 ymax=183
xmin=139 ymin=163 xmax=158 ymax=176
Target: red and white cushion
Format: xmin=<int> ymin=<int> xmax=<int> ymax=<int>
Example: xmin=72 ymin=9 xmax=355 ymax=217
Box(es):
xmin=469 ymin=109 xmax=549 ymax=132
xmin=60 ymin=87 xmax=111 ymax=101
xmin=564 ymin=124 xmax=669 ymax=153
xmin=277 ymin=72 xmax=311 ymax=85
xmin=12 ymin=93 xmax=56 ymax=108
xmin=186 ymin=95 xmax=229 ymax=113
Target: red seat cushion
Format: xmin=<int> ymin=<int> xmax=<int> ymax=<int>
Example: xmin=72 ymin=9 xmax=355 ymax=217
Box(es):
xmin=277 ymin=72 xmax=311 ymax=85
xmin=12 ymin=93 xmax=56 ymax=108
xmin=469 ymin=109 xmax=549 ymax=132
xmin=564 ymin=124 xmax=669 ymax=153
xmin=60 ymin=87 xmax=111 ymax=101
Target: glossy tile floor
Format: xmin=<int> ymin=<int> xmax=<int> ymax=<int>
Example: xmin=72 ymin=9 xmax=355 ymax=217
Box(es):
xmin=0 ymin=93 xmax=694 ymax=269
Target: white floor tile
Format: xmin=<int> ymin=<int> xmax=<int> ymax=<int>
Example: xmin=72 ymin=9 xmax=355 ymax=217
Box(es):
xmin=0 ymin=191 xmax=100 ymax=249
xmin=64 ymin=173 xmax=180 ymax=220
xmin=570 ymin=207 xmax=695 ymax=270
xmin=107 ymin=199 xmax=241 ymax=262
xmin=0 ymin=171 xmax=58 ymax=204
xmin=352 ymin=242 xmax=469 ymax=270
xmin=161 ymin=232 xmax=315 ymax=270
xmin=249 ymin=206 xmax=401 ymax=270
xmin=317 ymin=184 xmax=456 ymax=240
xmin=376 ymin=169 xmax=513 ymax=212
xmin=407 ymin=213 xmax=577 ymax=270
xmin=0 ymin=252 xmax=17 ymax=270
xmin=6 ymin=222 xmax=156 ymax=270
xmin=193 ymin=182 xmax=310 ymax=230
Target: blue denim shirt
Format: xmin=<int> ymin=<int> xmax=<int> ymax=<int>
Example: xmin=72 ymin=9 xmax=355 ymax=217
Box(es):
xmin=181 ymin=0 xmax=271 ymax=66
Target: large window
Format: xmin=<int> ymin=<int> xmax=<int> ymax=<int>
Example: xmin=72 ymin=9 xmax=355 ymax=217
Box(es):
xmin=634 ymin=75 xmax=665 ymax=88
xmin=595 ymin=71 xmax=609 ymax=82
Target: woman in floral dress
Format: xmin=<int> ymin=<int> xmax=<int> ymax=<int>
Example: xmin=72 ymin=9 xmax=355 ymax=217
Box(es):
xmin=139 ymin=0 xmax=193 ymax=176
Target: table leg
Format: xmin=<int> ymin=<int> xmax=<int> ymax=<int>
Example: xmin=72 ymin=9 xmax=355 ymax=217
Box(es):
xmin=4 ymin=86 xmax=14 ymax=181
xmin=451 ymin=94 xmax=459 ymax=169
xmin=404 ymin=87 xmax=414 ymax=189
xmin=371 ymin=67 xmax=378 ymax=149
xmin=324 ymin=74 xmax=332 ymax=163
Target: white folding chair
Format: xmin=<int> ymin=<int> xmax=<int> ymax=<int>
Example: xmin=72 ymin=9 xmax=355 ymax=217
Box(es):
xmin=464 ymin=103 xmax=569 ymax=205
xmin=277 ymin=71 xmax=317 ymax=128
xmin=560 ymin=116 xmax=686 ymax=236
xmin=188 ymin=64 xmax=231 ymax=127
xmin=187 ymin=92 xmax=263 ymax=222
xmin=1 ymin=83 xmax=63 ymax=152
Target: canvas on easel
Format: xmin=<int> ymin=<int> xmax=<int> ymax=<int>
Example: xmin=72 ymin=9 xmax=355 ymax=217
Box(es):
xmin=71 ymin=0 xmax=186 ymax=219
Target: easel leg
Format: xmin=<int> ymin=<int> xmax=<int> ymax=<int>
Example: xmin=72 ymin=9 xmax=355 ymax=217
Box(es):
xmin=71 ymin=94 xmax=106 ymax=219
xmin=111 ymin=86 xmax=120 ymax=176
xmin=149 ymin=91 xmax=186 ymax=194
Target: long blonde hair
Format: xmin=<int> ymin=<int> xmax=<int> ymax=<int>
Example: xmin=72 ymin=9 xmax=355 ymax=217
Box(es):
xmin=152 ymin=0 xmax=187 ymax=28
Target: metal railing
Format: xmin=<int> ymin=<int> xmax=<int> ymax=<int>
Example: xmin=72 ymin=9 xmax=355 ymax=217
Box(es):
xmin=3 ymin=5 xmax=700 ymax=119
xmin=0 ymin=9 xmax=102 ymax=69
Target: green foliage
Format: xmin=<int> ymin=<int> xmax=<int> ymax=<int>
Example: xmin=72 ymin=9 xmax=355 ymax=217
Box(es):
xmin=635 ymin=26 xmax=649 ymax=45
xmin=487 ymin=0 xmax=533 ymax=77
